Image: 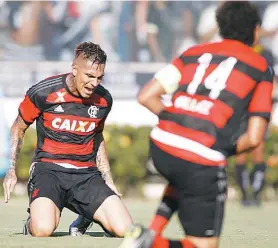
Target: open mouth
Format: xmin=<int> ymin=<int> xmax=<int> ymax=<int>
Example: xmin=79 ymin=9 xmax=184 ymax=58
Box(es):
xmin=84 ymin=86 xmax=93 ymax=95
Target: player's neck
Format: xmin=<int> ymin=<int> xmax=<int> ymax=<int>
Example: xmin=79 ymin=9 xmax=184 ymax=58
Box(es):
xmin=66 ymin=73 xmax=79 ymax=97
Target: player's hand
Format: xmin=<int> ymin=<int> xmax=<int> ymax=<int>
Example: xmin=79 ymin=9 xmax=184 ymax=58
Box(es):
xmin=106 ymin=181 xmax=122 ymax=197
xmin=3 ymin=167 xmax=17 ymax=203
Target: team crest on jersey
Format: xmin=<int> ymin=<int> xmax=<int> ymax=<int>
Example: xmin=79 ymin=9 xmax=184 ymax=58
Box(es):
xmin=88 ymin=105 xmax=99 ymax=118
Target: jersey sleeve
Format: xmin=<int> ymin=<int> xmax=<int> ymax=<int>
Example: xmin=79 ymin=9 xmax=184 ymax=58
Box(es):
xmin=19 ymin=86 xmax=42 ymax=125
xmin=248 ymin=66 xmax=274 ymax=121
xmin=154 ymin=57 xmax=182 ymax=95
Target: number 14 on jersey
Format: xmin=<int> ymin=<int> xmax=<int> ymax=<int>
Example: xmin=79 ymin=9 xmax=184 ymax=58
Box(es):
xmin=187 ymin=53 xmax=238 ymax=99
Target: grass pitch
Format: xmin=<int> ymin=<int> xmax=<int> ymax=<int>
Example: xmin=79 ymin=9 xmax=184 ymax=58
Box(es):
xmin=0 ymin=198 xmax=277 ymax=248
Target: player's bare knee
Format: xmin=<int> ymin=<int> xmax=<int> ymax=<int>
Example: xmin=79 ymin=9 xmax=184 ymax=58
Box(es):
xmin=30 ymin=220 xmax=55 ymax=237
xmin=112 ymin=226 xmax=126 ymax=238
xmin=115 ymin=213 xmax=133 ymax=237
xmin=112 ymin=220 xmax=130 ymax=237
xmin=31 ymin=225 xmax=54 ymax=237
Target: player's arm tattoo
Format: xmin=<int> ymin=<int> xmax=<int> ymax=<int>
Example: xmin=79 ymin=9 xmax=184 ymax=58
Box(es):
xmin=9 ymin=114 xmax=29 ymax=169
xmin=96 ymin=140 xmax=113 ymax=183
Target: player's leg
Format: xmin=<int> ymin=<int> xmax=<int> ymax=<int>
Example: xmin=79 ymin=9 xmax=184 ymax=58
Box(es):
xmin=69 ymin=183 xmax=178 ymax=237
xmin=25 ymin=163 xmax=65 ymax=237
xmin=67 ymin=170 xmax=132 ymax=238
xmin=174 ymin=164 xmax=226 ymax=248
xmin=149 ymin=183 xmax=178 ymax=234
xmin=250 ymin=141 xmax=267 ymax=205
xmin=93 ymin=194 xmax=133 ymax=237
xmin=119 ymin=141 xmax=226 ymax=248
xmin=29 ymin=198 xmax=61 ymax=237
xmin=235 ymin=152 xmax=250 ymax=205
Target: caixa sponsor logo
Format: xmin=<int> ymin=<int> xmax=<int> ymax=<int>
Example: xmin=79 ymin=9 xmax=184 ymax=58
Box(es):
xmin=51 ymin=118 xmax=96 ymax=132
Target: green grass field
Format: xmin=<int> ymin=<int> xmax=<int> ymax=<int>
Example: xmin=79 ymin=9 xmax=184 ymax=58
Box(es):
xmin=0 ymin=198 xmax=278 ymax=248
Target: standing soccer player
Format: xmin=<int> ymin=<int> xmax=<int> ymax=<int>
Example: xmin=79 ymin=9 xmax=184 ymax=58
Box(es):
xmin=2 ymin=42 xmax=132 ymax=237
xmin=234 ymin=43 xmax=275 ymax=207
xmin=119 ymin=2 xmax=273 ymax=248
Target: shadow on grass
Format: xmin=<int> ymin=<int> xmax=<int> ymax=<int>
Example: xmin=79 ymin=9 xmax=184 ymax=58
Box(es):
xmin=53 ymin=231 xmax=114 ymax=237
xmin=14 ymin=232 xmax=118 ymax=238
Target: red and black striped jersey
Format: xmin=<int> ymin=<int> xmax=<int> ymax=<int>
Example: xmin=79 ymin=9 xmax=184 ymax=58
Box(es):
xmin=19 ymin=73 xmax=112 ymax=169
xmin=151 ymin=39 xmax=274 ymax=166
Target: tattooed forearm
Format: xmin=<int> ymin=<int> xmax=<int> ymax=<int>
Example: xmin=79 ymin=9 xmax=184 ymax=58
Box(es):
xmin=4 ymin=167 xmax=16 ymax=179
xmin=9 ymin=115 xmax=29 ymax=168
xmin=96 ymin=140 xmax=113 ymax=182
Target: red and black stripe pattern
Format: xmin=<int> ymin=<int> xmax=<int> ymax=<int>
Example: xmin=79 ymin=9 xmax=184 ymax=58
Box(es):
xmin=19 ymin=73 xmax=112 ymax=168
xmin=152 ymin=40 xmax=274 ymax=166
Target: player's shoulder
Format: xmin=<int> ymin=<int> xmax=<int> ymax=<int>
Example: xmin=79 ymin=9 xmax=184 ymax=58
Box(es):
xmin=27 ymin=73 xmax=66 ymax=99
xmin=181 ymin=41 xmax=268 ymax=72
xmin=95 ymin=84 xmax=113 ymax=106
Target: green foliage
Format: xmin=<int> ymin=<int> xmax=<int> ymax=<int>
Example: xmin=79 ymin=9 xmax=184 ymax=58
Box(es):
xmin=16 ymin=128 xmax=37 ymax=181
xmin=16 ymin=125 xmax=278 ymax=192
xmin=103 ymin=125 xmax=151 ymax=194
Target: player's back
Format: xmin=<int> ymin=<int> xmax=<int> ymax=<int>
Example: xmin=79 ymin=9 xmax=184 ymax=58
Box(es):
xmin=151 ymin=39 xmax=273 ymax=166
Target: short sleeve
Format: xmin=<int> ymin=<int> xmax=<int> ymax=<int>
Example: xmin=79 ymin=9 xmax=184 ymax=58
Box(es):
xmin=154 ymin=62 xmax=182 ymax=95
xmin=248 ymin=66 xmax=274 ymax=121
xmin=19 ymin=86 xmax=42 ymax=125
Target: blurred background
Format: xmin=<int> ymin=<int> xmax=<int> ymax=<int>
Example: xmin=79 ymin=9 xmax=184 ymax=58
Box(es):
xmin=1 ymin=0 xmax=278 ymax=201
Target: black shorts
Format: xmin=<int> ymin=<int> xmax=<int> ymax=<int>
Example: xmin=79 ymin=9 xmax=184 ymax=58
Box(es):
xmin=150 ymin=141 xmax=227 ymax=237
xmin=27 ymin=162 xmax=116 ymax=220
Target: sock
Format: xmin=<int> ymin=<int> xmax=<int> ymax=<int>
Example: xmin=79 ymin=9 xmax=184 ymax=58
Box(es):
xmin=235 ymin=164 xmax=249 ymax=200
xmin=152 ymin=235 xmax=196 ymax=248
xmin=149 ymin=184 xmax=178 ymax=234
xmin=250 ymin=163 xmax=267 ymax=200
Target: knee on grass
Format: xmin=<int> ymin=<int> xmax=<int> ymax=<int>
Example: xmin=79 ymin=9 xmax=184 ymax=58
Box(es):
xmin=30 ymin=221 xmax=55 ymax=237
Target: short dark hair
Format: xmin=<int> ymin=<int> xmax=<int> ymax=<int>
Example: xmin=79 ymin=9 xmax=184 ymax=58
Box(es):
xmin=216 ymin=1 xmax=261 ymax=45
xmin=74 ymin=42 xmax=107 ymax=64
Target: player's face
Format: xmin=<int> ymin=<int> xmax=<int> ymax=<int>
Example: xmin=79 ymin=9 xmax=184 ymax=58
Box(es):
xmin=73 ymin=59 xmax=105 ymax=98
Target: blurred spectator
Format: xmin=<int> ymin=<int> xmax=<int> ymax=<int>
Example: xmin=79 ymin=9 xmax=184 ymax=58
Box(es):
xmin=51 ymin=1 xmax=98 ymax=60
xmin=39 ymin=1 xmax=68 ymax=60
xmin=89 ymin=1 xmax=120 ymax=62
xmin=136 ymin=0 xmax=176 ymax=62
xmin=0 ymin=1 xmax=9 ymax=58
xmin=41 ymin=1 xmax=115 ymax=61
xmin=0 ymin=0 xmax=276 ymax=63
xmin=197 ymin=1 xmax=221 ymax=43
xmin=135 ymin=0 xmax=149 ymax=62
xmin=117 ymin=1 xmax=137 ymax=61
xmin=252 ymin=0 xmax=269 ymax=16
xmin=2 ymin=1 xmax=43 ymax=61
xmin=171 ymin=1 xmax=200 ymax=55
xmin=261 ymin=1 xmax=278 ymax=63
xmin=147 ymin=1 xmax=175 ymax=62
